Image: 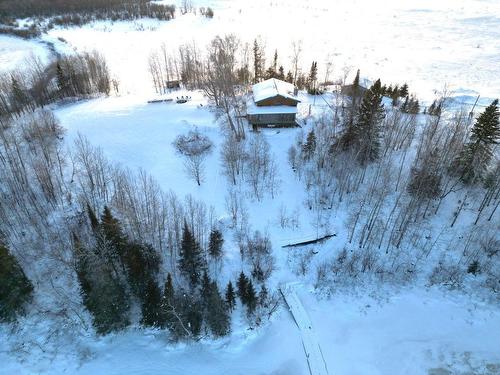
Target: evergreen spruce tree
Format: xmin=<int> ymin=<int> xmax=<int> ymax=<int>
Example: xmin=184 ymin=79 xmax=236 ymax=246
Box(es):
xmin=401 ymin=96 xmax=409 ymax=113
xmin=286 ymin=71 xmax=294 ymax=83
xmin=272 ymin=49 xmax=278 ymax=73
xmin=225 ymin=281 xmax=236 ymax=311
xmin=245 ymin=280 xmax=257 ymax=315
xmin=353 ymin=69 xmax=360 ymax=90
xmin=206 ymin=281 xmax=231 ymax=337
xmin=452 ymin=99 xmax=500 ymax=184
xmin=409 ymin=97 xmax=420 ymax=114
xmin=0 ymin=244 xmax=33 ymax=322
xmin=56 ymin=62 xmax=70 ymax=98
xmin=278 ymin=66 xmax=285 ymax=81
xmin=399 ymin=83 xmax=409 ymax=98
xmin=236 ymin=271 xmax=249 ymax=304
xmin=253 ymin=39 xmax=263 ymax=83
xmin=351 ymin=79 xmax=386 ymax=164
xmin=178 ymin=222 xmax=204 ymax=287
xmin=208 ymin=229 xmax=223 ymax=259
xmin=302 ymin=130 xmax=317 ymax=160
xmin=428 ymin=100 xmax=436 ymax=116
xmin=86 ymin=203 xmax=99 ymax=231
xmin=160 ymin=273 xmax=176 ymax=329
xmin=76 ymin=252 xmax=130 ymax=334
xmin=200 ymin=270 xmax=211 ymax=309
xmin=10 ymin=76 xmax=29 ymax=113
xmin=307 ymin=61 xmax=318 ymax=94
xmin=122 ymin=242 xmax=160 ymax=296
xmin=141 ymin=278 xmax=162 ymax=327
xmin=391 ymin=85 xmax=399 ymax=107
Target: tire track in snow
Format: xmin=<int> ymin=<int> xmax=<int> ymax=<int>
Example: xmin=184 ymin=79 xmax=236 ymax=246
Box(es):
xmin=280 ymin=283 xmax=329 ymax=375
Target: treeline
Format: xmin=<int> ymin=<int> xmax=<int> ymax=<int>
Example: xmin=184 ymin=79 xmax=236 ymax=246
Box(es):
xmin=0 ymin=0 xmax=176 ymax=26
xmin=0 ymin=51 xmax=112 ymax=124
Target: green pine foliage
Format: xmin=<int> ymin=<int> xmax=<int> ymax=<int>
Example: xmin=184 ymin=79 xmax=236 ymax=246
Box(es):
xmin=236 ymin=271 xmax=249 ymax=303
xmin=141 ymin=278 xmax=162 ymax=327
xmin=245 ymin=279 xmax=257 ymax=315
xmin=452 ymin=99 xmax=499 ymax=184
xmin=206 ymin=281 xmax=230 ymax=337
xmin=345 ymin=79 xmax=386 ymax=164
xmin=76 ymin=251 xmax=130 ymax=334
xmin=302 ymin=130 xmax=316 ymax=160
xmin=178 ymin=222 xmax=205 ymax=287
xmin=0 ymin=244 xmax=33 ymax=322
xmin=307 ymin=61 xmax=319 ymax=94
xmin=208 ymin=229 xmax=223 ymax=258
xmin=225 ymin=281 xmax=236 ymax=311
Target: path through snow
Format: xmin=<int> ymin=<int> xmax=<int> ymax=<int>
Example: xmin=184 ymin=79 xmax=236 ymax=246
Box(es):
xmin=281 ymin=283 xmax=329 ymax=375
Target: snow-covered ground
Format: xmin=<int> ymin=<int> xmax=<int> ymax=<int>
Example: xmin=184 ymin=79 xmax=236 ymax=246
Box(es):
xmin=0 ymin=35 xmax=51 ymax=73
xmin=1 ymin=0 xmax=499 ymax=374
xmin=41 ymin=0 xmax=500 ymax=102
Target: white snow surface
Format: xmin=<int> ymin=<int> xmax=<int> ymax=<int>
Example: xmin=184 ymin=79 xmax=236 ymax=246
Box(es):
xmin=1 ymin=1 xmax=500 ymax=374
xmin=281 ymin=283 xmax=329 ymax=375
xmin=41 ymin=0 xmax=500 ymax=102
xmin=252 ymin=78 xmax=299 ymax=104
xmin=0 ymin=35 xmax=51 ymax=72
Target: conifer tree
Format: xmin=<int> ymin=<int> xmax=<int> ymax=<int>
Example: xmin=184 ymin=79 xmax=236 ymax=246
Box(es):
xmin=286 ymin=71 xmax=294 ymax=83
xmin=87 ymin=203 xmax=99 ymax=231
xmin=76 ymin=252 xmax=130 ymax=334
xmin=160 ymin=273 xmax=176 ymax=329
xmin=302 ymin=130 xmax=316 ymax=160
xmin=0 ymin=244 xmax=33 ymax=322
xmin=236 ymin=271 xmax=249 ymax=303
xmin=245 ymin=279 xmax=257 ymax=315
xmin=225 ymin=281 xmax=236 ymax=311
xmin=307 ymin=61 xmax=318 ymax=94
xmin=452 ymin=99 xmax=500 ymax=184
xmin=401 ymin=96 xmax=409 ymax=113
xmin=278 ymin=66 xmax=285 ymax=81
xmin=206 ymin=281 xmax=230 ymax=337
xmin=253 ymin=39 xmax=263 ymax=83
xmin=352 ymin=79 xmax=386 ymax=164
xmin=399 ymin=83 xmax=409 ymax=98
xmin=10 ymin=76 xmax=29 ymax=113
xmin=178 ymin=222 xmax=204 ymax=287
xmin=353 ymin=69 xmax=360 ymax=87
xmin=391 ymin=85 xmax=399 ymax=107
xmin=208 ymin=229 xmax=223 ymax=259
xmin=200 ymin=270 xmax=211 ymax=308
xmin=141 ymin=278 xmax=162 ymax=327
xmin=56 ymin=62 xmax=70 ymax=98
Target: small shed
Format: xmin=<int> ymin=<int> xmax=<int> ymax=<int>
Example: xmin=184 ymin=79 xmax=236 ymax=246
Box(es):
xmin=247 ymin=78 xmax=300 ymax=127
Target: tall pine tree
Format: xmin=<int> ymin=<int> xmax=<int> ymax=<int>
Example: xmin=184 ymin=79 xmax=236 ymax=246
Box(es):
xmin=453 ymin=99 xmax=500 ymax=184
xmin=0 ymin=244 xmax=33 ymax=322
xmin=178 ymin=222 xmax=204 ymax=287
xmin=351 ymin=79 xmax=386 ymax=164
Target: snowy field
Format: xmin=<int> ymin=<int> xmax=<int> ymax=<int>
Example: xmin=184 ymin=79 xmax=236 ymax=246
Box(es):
xmin=41 ymin=0 xmax=500 ymax=102
xmin=0 ymin=35 xmax=51 ymax=72
xmin=1 ymin=0 xmax=500 ymax=374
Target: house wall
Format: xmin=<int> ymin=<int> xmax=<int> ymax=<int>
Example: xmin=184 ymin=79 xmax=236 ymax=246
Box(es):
xmin=248 ymin=113 xmax=297 ymax=126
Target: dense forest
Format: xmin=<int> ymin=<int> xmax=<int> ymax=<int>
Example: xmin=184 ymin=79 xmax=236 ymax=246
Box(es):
xmin=0 ymin=0 xmax=176 ymax=37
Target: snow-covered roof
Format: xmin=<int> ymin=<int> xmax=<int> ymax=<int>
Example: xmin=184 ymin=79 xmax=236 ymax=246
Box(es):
xmin=252 ymin=78 xmax=300 ymax=103
xmin=247 ymin=102 xmax=298 ymax=115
